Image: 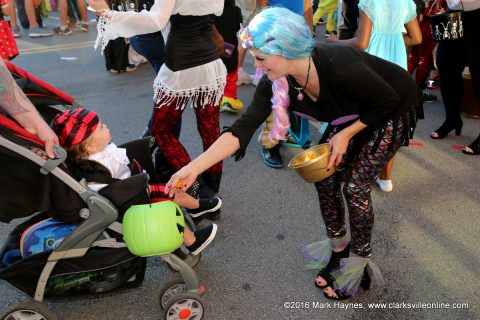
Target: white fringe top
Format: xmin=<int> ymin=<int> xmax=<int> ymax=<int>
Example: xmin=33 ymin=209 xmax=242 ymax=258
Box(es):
xmin=95 ymin=0 xmax=227 ymax=109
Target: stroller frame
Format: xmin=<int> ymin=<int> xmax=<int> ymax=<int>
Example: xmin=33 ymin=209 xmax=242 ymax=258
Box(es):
xmin=0 ymin=135 xmax=202 ymax=298
xmin=0 ymin=62 xmax=207 ymax=319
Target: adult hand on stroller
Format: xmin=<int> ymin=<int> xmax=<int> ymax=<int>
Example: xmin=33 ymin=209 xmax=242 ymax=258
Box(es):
xmin=26 ymin=121 xmax=59 ymax=159
xmin=164 ymin=165 xmax=200 ymax=197
xmin=0 ymin=59 xmax=59 ymax=159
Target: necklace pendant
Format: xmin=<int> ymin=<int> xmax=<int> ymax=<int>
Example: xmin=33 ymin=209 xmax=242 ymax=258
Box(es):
xmin=297 ymin=91 xmax=304 ymax=101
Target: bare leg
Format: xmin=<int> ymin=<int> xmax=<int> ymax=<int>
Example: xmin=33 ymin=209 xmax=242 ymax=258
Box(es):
xmin=75 ymin=0 xmax=88 ymax=23
xmin=8 ymin=0 xmax=19 ymax=29
xmin=183 ymin=227 xmax=195 ymax=246
xmin=24 ymin=0 xmax=39 ymax=28
xmin=58 ymin=0 xmax=68 ymax=26
xmin=304 ymin=0 xmax=314 ymax=32
xmin=379 ymin=157 xmax=395 ymax=180
xmin=172 ymin=190 xmax=199 ymax=209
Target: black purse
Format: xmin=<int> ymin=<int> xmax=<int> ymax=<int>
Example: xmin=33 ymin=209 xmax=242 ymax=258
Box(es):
xmin=428 ymin=0 xmax=464 ymax=41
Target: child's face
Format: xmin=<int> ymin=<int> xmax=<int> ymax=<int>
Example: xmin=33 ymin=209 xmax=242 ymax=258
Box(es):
xmin=86 ymin=120 xmax=112 ymax=154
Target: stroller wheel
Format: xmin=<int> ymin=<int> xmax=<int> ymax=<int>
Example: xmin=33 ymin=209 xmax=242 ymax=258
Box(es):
xmin=0 ymin=300 xmax=55 ymax=320
xmin=163 ymin=293 xmax=204 ymax=320
xmin=159 ymin=278 xmax=187 ymax=309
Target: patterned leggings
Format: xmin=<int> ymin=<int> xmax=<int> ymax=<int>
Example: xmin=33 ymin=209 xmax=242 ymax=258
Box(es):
xmin=151 ymin=97 xmax=223 ymax=174
xmin=314 ymin=119 xmax=404 ymax=257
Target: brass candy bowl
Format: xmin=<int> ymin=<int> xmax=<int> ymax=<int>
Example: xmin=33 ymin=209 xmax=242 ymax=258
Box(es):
xmin=288 ymin=143 xmax=335 ymax=183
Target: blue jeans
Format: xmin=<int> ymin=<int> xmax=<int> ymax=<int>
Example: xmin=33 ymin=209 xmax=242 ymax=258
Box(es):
xmin=129 ymin=31 xmax=165 ymax=74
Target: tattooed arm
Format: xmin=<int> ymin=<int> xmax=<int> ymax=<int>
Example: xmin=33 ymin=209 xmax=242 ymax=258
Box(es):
xmin=0 ymin=59 xmax=59 ymax=158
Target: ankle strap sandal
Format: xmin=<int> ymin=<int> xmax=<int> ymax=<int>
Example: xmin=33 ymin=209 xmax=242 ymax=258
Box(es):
xmin=323 ymin=268 xmax=371 ymax=300
xmin=314 ymin=243 xmax=350 ymax=289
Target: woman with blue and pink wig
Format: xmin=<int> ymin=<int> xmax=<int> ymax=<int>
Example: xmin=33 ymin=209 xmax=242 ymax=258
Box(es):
xmin=164 ymin=7 xmax=422 ymax=300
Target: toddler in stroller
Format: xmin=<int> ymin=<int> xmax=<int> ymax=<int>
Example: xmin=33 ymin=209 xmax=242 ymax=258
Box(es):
xmin=0 ymin=63 xmax=214 ymax=319
xmin=50 ymin=107 xmax=221 ymax=256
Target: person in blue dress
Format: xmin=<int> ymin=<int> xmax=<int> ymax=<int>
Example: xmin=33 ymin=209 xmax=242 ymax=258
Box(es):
xmin=326 ymin=0 xmax=421 ymax=192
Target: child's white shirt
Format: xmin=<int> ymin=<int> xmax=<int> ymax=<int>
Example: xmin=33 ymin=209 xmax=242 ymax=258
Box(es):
xmin=87 ymin=143 xmax=131 ymax=191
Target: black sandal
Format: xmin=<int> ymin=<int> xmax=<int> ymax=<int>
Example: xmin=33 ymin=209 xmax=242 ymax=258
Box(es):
xmin=314 ymin=243 xmax=350 ymax=289
xmin=323 ymin=269 xmax=371 ymax=300
xmin=462 ymin=134 xmax=480 ymax=155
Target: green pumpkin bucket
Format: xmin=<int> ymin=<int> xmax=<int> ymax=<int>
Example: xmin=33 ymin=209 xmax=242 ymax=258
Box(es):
xmin=122 ymin=201 xmax=185 ymax=257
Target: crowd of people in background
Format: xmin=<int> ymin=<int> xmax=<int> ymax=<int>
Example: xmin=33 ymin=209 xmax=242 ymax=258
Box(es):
xmin=0 ymin=0 xmax=92 ymax=37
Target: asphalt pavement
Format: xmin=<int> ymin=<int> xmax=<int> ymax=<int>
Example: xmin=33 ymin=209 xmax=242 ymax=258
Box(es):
xmin=0 ymin=13 xmax=479 ymax=320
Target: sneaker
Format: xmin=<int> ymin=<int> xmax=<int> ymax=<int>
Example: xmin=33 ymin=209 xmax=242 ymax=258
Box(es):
xmin=376 ymin=178 xmax=393 ymax=192
xmin=187 ymin=197 xmax=222 ymax=219
xmin=12 ymin=27 xmax=21 ymax=38
xmin=68 ymin=21 xmax=78 ymax=29
xmin=76 ymin=22 xmax=89 ymax=32
xmin=53 ymin=26 xmax=73 ymax=36
xmin=261 ymin=145 xmax=284 ymax=169
xmin=28 ymin=27 xmax=53 ymax=38
xmin=422 ymin=90 xmax=438 ymax=103
xmin=317 ymin=18 xmax=325 ymax=25
xmin=236 ymin=67 xmax=252 ymax=86
xmin=126 ymin=64 xmax=138 ymax=72
xmin=220 ymin=97 xmax=244 ymax=113
xmin=109 ymin=64 xmax=138 ymax=74
xmin=186 ymin=224 xmax=218 ymax=255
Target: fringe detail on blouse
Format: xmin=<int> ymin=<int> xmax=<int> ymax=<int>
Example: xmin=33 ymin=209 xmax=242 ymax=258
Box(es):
xmin=153 ymin=75 xmax=227 ymax=110
xmin=94 ymin=10 xmax=115 ymax=54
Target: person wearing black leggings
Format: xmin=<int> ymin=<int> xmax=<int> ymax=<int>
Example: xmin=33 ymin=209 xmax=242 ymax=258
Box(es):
xmin=430 ymin=1 xmax=480 ymax=156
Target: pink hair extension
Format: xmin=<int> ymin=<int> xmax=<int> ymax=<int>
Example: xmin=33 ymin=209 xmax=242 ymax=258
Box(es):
xmin=269 ymin=77 xmax=290 ymax=142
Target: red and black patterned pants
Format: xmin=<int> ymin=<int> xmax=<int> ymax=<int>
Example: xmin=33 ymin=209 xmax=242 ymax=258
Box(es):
xmin=151 ymin=97 xmax=223 ymax=175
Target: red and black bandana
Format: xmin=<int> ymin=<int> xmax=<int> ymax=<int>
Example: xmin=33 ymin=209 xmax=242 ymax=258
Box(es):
xmin=51 ymin=108 xmax=99 ymax=148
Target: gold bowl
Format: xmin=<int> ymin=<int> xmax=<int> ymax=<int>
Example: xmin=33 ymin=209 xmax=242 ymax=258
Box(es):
xmin=288 ymin=143 xmax=335 ymax=183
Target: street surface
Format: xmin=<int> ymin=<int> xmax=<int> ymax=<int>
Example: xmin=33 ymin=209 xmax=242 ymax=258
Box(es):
xmin=0 ymin=13 xmax=479 ymax=320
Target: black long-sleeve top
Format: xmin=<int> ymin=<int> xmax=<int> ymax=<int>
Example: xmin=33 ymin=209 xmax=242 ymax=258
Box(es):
xmin=226 ymin=44 xmax=421 ymax=159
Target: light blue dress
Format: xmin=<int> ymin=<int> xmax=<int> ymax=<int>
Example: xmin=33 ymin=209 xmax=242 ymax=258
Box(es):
xmin=358 ymin=0 xmax=417 ymax=70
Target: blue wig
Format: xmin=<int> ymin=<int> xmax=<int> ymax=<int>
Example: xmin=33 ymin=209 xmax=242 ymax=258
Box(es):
xmin=241 ymin=7 xmax=314 ymax=59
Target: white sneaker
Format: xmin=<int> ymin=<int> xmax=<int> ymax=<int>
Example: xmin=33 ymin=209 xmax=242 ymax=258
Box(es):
xmin=376 ymin=178 xmax=393 ymax=192
xmin=236 ymin=67 xmax=252 ymax=86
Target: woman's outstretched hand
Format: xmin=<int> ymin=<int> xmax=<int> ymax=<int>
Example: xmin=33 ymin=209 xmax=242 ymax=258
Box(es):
xmin=164 ymin=165 xmax=200 ymax=197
